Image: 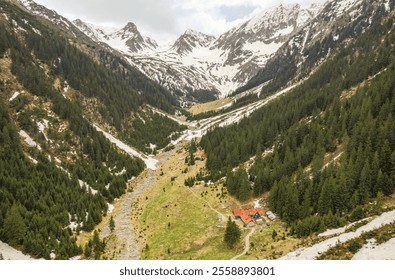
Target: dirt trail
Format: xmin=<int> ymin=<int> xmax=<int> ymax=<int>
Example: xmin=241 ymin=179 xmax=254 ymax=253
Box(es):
xmin=231 ymin=227 xmax=256 ymax=260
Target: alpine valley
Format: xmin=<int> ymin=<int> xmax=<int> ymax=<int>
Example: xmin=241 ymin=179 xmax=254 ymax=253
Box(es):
xmin=0 ymin=0 xmax=394 ymax=261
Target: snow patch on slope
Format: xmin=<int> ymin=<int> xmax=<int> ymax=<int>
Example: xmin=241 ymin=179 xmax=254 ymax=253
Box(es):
xmin=93 ymin=124 xmax=158 ymax=170
xmin=19 ymin=130 xmax=41 ymax=150
xmin=9 ymin=91 xmax=21 ymax=102
xmin=0 ymin=241 xmax=36 ymax=260
xmin=352 ymin=238 xmax=395 ymax=260
xmin=281 ymin=210 xmax=395 ymax=260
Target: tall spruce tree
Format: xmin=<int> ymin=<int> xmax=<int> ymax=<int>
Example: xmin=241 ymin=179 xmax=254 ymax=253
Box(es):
xmin=224 ymin=218 xmax=241 ymax=249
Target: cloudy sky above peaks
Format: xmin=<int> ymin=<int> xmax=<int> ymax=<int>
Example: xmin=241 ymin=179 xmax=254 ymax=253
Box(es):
xmin=33 ymin=0 xmax=327 ymax=44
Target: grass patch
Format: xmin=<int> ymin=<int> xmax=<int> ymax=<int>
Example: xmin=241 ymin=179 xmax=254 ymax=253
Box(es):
xmin=245 ymin=221 xmax=300 ymax=260
xmin=136 ymin=146 xmax=241 ymax=260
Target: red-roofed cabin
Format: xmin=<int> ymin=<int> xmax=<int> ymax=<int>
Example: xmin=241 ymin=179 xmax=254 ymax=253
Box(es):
xmin=232 ymin=208 xmax=266 ymax=226
xmin=201 ymin=151 xmax=207 ymax=158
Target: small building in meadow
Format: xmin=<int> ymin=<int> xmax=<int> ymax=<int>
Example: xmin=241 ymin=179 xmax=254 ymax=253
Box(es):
xmin=266 ymin=211 xmax=278 ymax=221
xmin=232 ymin=208 xmax=266 ymax=226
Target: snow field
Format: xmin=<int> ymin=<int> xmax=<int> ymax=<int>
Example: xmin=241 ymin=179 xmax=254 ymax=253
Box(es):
xmin=281 ymin=210 xmax=395 ymax=260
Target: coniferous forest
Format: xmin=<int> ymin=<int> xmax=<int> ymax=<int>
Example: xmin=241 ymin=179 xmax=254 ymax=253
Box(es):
xmin=0 ymin=1 xmax=159 ymax=259
xmin=201 ymin=8 xmax=395 ymax=235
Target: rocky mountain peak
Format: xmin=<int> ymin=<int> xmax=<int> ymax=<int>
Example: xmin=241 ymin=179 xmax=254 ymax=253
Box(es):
xmin=171 ymin=29 xmax=215 ymax=55
xmin=115 ymin=22 xmax=142 ymax=40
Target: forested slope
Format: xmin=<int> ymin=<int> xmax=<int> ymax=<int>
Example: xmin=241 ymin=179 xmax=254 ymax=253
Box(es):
xmin=0 ymin=1 xmax=180 ymax=259
xmin=235 ymin=0 xmax=395 ymax=97
xmin=201 ymin=4 xmax=395 ymax=234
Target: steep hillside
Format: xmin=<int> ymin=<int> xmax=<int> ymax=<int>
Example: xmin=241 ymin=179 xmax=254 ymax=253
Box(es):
xmin=0 ymin=0 xmax=185 ymax=259
xmin=8 ymin=0 xmax=186 ymax=150
xmin=201 ymin=0 xmax=394 ymax=235
xmin=237 ymin=0 xmax=395 ymax=95
xmin=11 ymin=0 xmax=178 ymax=114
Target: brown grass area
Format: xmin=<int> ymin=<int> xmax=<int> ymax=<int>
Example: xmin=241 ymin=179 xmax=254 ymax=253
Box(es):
xmin=188 ymin=98 xmax=232 ymax=115
xmin=322 ymin=141 xmax=346 ymax=167
xmin=340 ymin=82 xmax=365 ymax=100
xmin=383 ymin=193 xmax=395 ymax=209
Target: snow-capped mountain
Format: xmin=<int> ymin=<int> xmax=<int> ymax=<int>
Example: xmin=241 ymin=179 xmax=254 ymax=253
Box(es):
xmin=215 ymin=4 xmax=321 ymax=66
xmin=72 ymin=20 xmax=158 ymax=53
xmin=14 ymin=0 xmax=84 ymax=36
xmin=74 ymin=3 xmax=320 ymax=100
xmin=237 ymin=0 xmax=394 ymax=95
xmin=171 ymin=29 xmax=216 ymax=55
xmin=16 ymin=0 xmax=322 ymax=101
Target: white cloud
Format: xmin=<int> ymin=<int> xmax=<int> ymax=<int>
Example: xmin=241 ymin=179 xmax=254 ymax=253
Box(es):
xmin=33 ymin=0 xmax=327 ymax=44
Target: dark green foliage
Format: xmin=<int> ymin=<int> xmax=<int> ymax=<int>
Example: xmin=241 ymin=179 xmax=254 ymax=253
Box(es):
xmin=349 ymin=206 xmax=366 ymax=223
xmin=224 ymin=217 xmax=241 ymax=249
xmin=271 ymin=230 xmax=277 ymax=240
xmin=3 ymin=204 xmax=27 ymax=246
xmin=84 ymin=231 xmax=105 ymax=259
xmin=226 ymin=169 xmax=251 ymax=201
xmin=347 ymin=240 xmax=363 ymax=254
xmin=0 ymin=100 xmax=92 ymax=259
xmin=184 ymin=140 xmax=197 ymax=166
xmin=271 ymin=64 xmax=394 ymax=232
xmin=109 ymin=216 xmax=115 ymax=232
xmin=184 ymin=176 xmax=196 ymax=188
xmin=0 ymin=1 xmax=150 ymax=259
xmin=201 ymin=10 xmax=395 ymax=237
xmin=189 ymin=89 xmax=218 ymax=103
xmin=121 ymin=109 xmax=186 ymax=152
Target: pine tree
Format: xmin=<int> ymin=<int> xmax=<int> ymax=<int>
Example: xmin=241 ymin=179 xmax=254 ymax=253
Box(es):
xmin=109 ymin=216 xmax=115 ymax=232
xmin=272 ymin=229 xmax=278 ymax=240
xmin=224 ymin=218 xmax=241 ymax=249
xmin=237 ymin=169 xmax=250 ymax=201
xmin=3 ymin=204 xmax=27 ymax=246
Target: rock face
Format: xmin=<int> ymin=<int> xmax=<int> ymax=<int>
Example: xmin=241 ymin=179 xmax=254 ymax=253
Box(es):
xmin=72 ymin=20 xmax=158 ymax=53
xmin=171 ymin=29 xmax=216 ymax=56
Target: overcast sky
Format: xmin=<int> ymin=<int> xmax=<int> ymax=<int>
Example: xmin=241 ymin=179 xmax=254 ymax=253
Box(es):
xmin=33 ymin=0 xmax=327 ymax=44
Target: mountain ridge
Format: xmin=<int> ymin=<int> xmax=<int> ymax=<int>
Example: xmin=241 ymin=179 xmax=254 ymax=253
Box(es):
xmin=67 ymin=2 xmax=321 ymax=101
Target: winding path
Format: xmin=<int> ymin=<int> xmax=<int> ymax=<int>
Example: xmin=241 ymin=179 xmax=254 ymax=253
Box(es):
xmin=232 ymin=227 xmax=256 ymax=260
